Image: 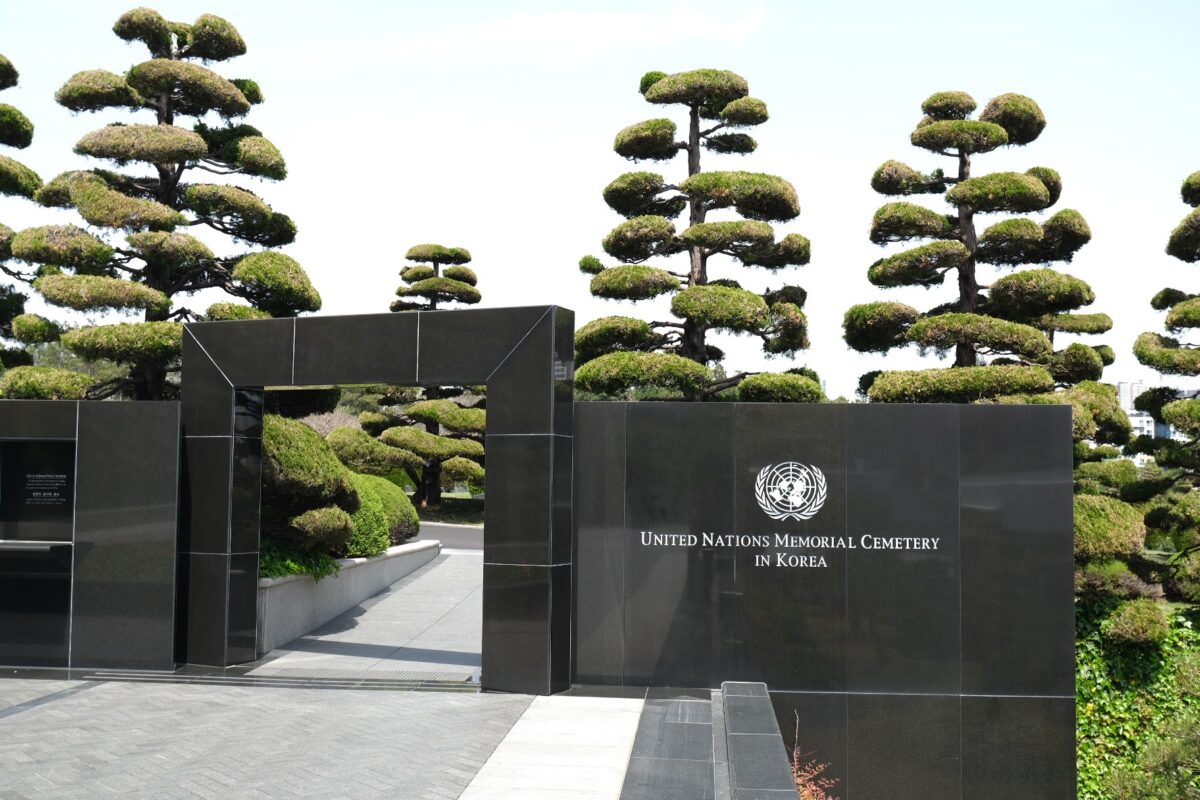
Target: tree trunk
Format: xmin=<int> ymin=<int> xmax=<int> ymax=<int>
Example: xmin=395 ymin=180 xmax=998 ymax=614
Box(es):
xmin=679 ymin=104 xmax=709 ymax=373
xmin=417 ymin=462 xmax=443 ymax=509
xmin=955 ymin=151 xmax=978 ymax=367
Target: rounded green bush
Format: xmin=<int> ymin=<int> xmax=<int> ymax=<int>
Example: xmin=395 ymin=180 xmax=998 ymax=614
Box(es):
xmin=1166 ymin=297 xmax=1200 ymax=331
xmin=0 ymin=53 xmax=18 ymax=90
xmin=1074 ymin=494 xmax=1145 ymax=559
xmin=575 ymin=316 xmax=656 ymax=364
xmin=1167 ymin=207 xmax=1200 ymax=263
xmin=232 ymin=251 xmax=321 ymax=316
xmin=379 ymin=426 xmax=483 ymax=460
xmin=910 ymin=119 xmax=1007 ymax=154
xmin=405 ymin=399 xmax=485 ymax=434
xmin=398 ymin=277 xmax=481 ymax=305
xmin=401 ymin=265 xmax=434 ymax=283
xmin=868 ymin=241 xmax=969 ymax=287
xmin=55 ymin=70 xmax=142 ymax=112
xmin=113 ymin=8 xmax=173 ymax=56
xmin=11 ymin=313 xmax=61 ymax=344
xmin=601 ymin=215 xmax=678 ymax=262
xmin=1152 ymin=288 xmax=1194 ymax=311
xmin=976 ymin=218 xmax=1042 ymax=265
xmin=188 ymin=14 xmax=247 ymax=61
xmin=868 ymin=364 xmax=1054 ymax=403
xmin=679 ymin=171 xmax=800 ymax=222
xmin=870 ymin=202 xmax=956 ymax=244
xmin=642 ymin=69 xmax=747 ymax=107
xmin=720 ymin=96 xmax=768 ymax=126
xmin=763 ymin=285 xmax=807 ymax=308
xmin=0 ymin=365 xmax=91 ymax=399
xmin=638 ymin=71 xmax=667 ymax=95
xmin=356 ymin=473 xmax=418 ymax=544
xmin=1026 ymin=167 xmax=1062 ymax=206
xmin=1048 ymin=343 xmax=1104 ymax=384
xmin=575 ymin=350 xmax=710 ymax=397
xmin=11 ymin=224 xmax=113 ymax=271
xmin=945 ymin=172 xmax=1051 ymax=213
xmin=988 ymin=269 xmax=1094 ymax=319
xmin=288 ymin=505 xmax=354 ymax=552
xmin=404 ymin=244 xmax=471 ymax=264
xmin=0 ymin=155 xmax=41 ymax=199
xmin=36 ymin=274 xmax=169 ymax=314
xmin=126 ymin=59 xmax=250 ymax=118
xmin=442 ymin=455 xmax=485 ymax=493
xmin=908 ymin=313 xmax=1051 ymax=359
xmin=739 ymin=233 xmax=811 ymax=268
xmin=681 ymin=220 xmax=772 ymax=250
xmin=127 ymin=231 xmax=214 ymax=268
xmin=344 ymin=473 xmax=391 ymax=559
xmin=1041 ymin=209 xmax=1091 ymax=261
xmin=843 ymin=301 xmax=919 ymax=353
xmin=1168 ymin=551 xmax=1200 ymax=603
xmin=590 ymin=264 xmax=679 ymax=300
xmin=75 ymin=124 xmax=207 ymax=165
xmin=920 ymin=90 xmax=976 ymax=120
xmin=61 ymin=321 xmax=182 ymax=365
xmin=67 ymin=173 xmax=183 ymax=231
xmin=1134 ymin=332 xmax=1200 ymax=376
xmin=1035 ymin=312 xmax=1112 ymax=335
xmin=871 ymin=160 xmax=938 ymax=195
xmin=736 ymin=372 xmax=823 ymax=403
xmin=1076 ymin=459 xmax=1138 ymax=492
xmin=442 ymin=265 xmax=476 ymax=286
xmin=0 ymin=104 xmax=34 ymax=149
xmin=1101 ymin=599 xmax=1171 ymax=645
xmin=614 ymin=118 xmax=678 ymax=160
xmin=232 ymin=135 xmax=286 ymax=179
xmin=230 ymin=79 xmax=263 ymax=105
xmin=205 ymin=302 xmax=269 ymax=321
xmin=979 ymin=93 xmax=1046 ymax=145
xmin=703 ymin=133 xmax=756 ymax=154
xmin=578 ymin=255 xmax=605 ymax=275
xmin=263 ymin=414 xmax=358 ymax=513
xmin=1181 ymin=171 xmax=1200 ymax=208
xmin=671 ymin=285 xmax=768 ymax=331
xmin=1162 ymin=398 xmax=1200 ymax=436
xmin=763 ymin=302 xmax=809 ymax=354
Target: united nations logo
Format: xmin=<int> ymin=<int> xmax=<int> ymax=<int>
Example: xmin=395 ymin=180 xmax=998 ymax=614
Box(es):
xmin=754 ymin=462 xmax=827 ymax=521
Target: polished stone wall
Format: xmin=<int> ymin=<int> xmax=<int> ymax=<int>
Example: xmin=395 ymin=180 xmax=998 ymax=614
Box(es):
xmin=573 ymin=401 xmax=1075 ymax=798
xmin=0 ymin=401 xmax=180 ymax=670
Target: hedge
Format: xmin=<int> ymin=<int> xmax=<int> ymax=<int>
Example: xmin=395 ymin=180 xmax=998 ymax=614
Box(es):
xmin=1074 ymin=494 xmax=1145 ymax=559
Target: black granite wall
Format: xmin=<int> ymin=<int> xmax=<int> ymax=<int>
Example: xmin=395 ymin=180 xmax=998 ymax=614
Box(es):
xmin=573 ymin=401 xmax=1075 ymax=799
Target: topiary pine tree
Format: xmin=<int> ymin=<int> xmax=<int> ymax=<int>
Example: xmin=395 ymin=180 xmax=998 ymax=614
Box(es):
xmin=390 ymin=244 xmax=479 ymax=312
xmin=573 ymin=69 xmax=821 ymax=402
xmin=0 ymin=52 xmax=44 ymax=377
xmin=1129 ymin=170 xmax=1200 ymax=602
xmin=843 ymin=91 xmax=1114 ymax=405
xmin=2 ymin=8 xmax=320 ymax=400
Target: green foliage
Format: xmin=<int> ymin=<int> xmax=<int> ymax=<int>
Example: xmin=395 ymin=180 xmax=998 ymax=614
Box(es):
xmin=126 ymin=59 xmax=250 ymax=118
xmin=262 ymin=414 xmax=358 ymax=513
xmin=703 ymin=133 xmax=756 ymax=154
xmin=205 ymin=302 xmax=269 ymax=321
xmin=1076 ymin=604 xmax=1200 ymax=799
xmin=867 ymin=241 xmax=969 ymax=287
xmin=65 ymin=173 xmax=183 ymax=231
xmin=263 ymin=386 xmax=341 ymax=417
xmin=402 ymin=265 xmax=435 ymax=282
xmin=404 ymin=244 xmax=471 ymax=264
xmin=36 ymin=273 xmax=169 ymax=314
xmin=979 ymin=93 xmax=1046 ymax=145
xmin=358 ymin=473 xmax=418 ymax=544
xmin=1041 ymin=208 xmax=1092 ymax=261
xmin=11 ymin=314 xmax=61 ymax=344
xmin=75 ymin=124 xmax=208 ymax=165
xmin=61 ymin=321 xmax=181 ymax=365
xmin=1048 ymin=343 xmax=1104 ymax=383
xmin=230 ymin=79 xmax=262 ymax=105
xmin=258 ymin=537 xmax=339 ymax=581
xmin=397 ymin=277 xmax=481 ymax=305
xmin=128 ymin=230 xmax=214 ymax=270
xmin=910 ymin=119 xmax=1008 ymax=154
xmin=232 ymin=251 xmax=321 ymax=315
xmin=638 ymin=71 xmax=667 ymax=95
xmin=441 ymin=266 xmax=476 ymax=286
xmin=763 ymin=301 xmax=809 ymax=354
xmin=869 ymin=364 xmax=1054 ymax=403
xmin=1102 ymin=599 xmax=1171 ymax=645
xmin=184 ymin=183 xmax=295 ymax=246
xmin=405 ymin=398 xmax=486 ymax=434
xmin=288 ymin=505 xmax=354 ymax=552
xmin=1026 ymin=166 xmax=1062 ymax=206
xmin=907 ymin=313 xmax=1051 ymax=359
xmin=736 ymin=372 xmax=823 ymax=403
xmin=1075 ymin=494 xmax=1145 ymax=559
xmin=1167 ymin=208 xmax=1200 ymax=263
xmin=642 ymin=69 xmax=747 ymax=107
xmin=602 ymin=215 xmax=678 ymax=262
xmin=379 ymin=426 xmax=484 ymax=460
xmin=944 ymin=171 xmax=1051 ymax=213
xmin=869 ymin=202 xmax=956 ymax=244
xmin=187 ymin=14 xmax=247 ymax=61
xmin=575 ymin=316 xmax=656 ymax=364
xmin=870 ymin=160 xmax=942 ymax=195
xmin=1108 ymin=708 xmax=1200 ymax=799
xmin=1135 ymin=332 xmax=1200 ymax=376
xmin=591 ymin=265 xmax=679 ymax=300
xmin=441 ymin=455 xmax=485 ymax=493
xmin=0 ymin=155 xmax=41 ymax=198
xmin=0 ymin=365 xmax=91 ymax=399
xmin=1167 ymin=297 xmax=1200 ymax=331
xmin=575 ymin=350 xmax=710 ymax=397
xmin=681 ymin=220 xmax=772 ymax=250
xmin=0 ymin=104 xmax=33 ymax=149
xmin=231 ymin=135 xmax=286 ymax=179
xmin=326 ymin=426 xmax=423 ymax=474
xmin=843 ymin=301 xmax=919 ymax=352
xmin=11 ymin=224 xmax=113 ymax=271
xmin=55 ymin=70 xmax=142 ymax=112
xmin=1076 ymin=459 xmax=1138 ymax=493
xmin=1034 ymin=312 xmax=1112 ymax=335
xmin=1182 ymin=171 xmax=1200 ymax=208
xmin=988 ymin=268 xmax=1094 ymax=319
xmin=720 ymin=96 xmax=768 ymax=126
xmin=738 ymin=233 xmax=810 ymax=269
xmin=344 ymin=473 xmax=390 ymax=559
xmin=1170 ymin=552 xmax=1200 ymax=603
xmin=0 ymin=54 xmax=17 ymax=90
xmin=113 ymin=8 xmax=174 ymax=57
xmin=679 ymin=171 xmax=800 ymax=222
xmin=578 ymin=255 xmax=605 ymax=275
xmin=920 ymin=91 xmax=976 ymax=120
xmin=671 ymin=284 xmax=768 ymax=331
xmin=614 ymin=118 xmax=678 ymax=160
xmin=1162 ymin=398 xmax=1200 ymax=436
xmin=975 ymin=217 xmax=1042 ymax=265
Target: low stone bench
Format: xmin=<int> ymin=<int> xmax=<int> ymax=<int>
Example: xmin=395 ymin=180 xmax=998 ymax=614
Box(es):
xmin=720 ymin=681 xmax=796 ymax=799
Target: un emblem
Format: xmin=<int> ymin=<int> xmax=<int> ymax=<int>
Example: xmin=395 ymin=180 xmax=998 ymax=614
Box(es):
xmin=754 ymin=462 xmax=827 ymax=521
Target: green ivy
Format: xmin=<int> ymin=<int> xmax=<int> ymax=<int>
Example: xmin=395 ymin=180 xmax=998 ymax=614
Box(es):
xmin=258 ymin=537 xmax=340 ymax=582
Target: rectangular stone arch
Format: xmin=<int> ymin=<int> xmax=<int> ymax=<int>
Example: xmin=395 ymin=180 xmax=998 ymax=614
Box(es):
xmin=179 ymin=306 xmax=574 ymax=694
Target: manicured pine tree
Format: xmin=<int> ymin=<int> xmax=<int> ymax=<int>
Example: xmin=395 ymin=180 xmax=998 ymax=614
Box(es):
xmin=2 ymin=8 xmax=320 ymax=400
xmin=573 ymin=68 xmax=821 ymax=402
xmin=843 ymin=91 xmax=1115 ymax=405
xmin=1128 ymin=170 xmax=1200 ymax=602
xmin=0 ymin=52 xmax=50 ymax=389
xmin=326 ymin=243 xmax=486 ymax=509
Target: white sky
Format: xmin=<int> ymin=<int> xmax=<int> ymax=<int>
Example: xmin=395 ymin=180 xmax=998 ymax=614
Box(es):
xmin=2 ymin=0 xmax=1198 ymax=398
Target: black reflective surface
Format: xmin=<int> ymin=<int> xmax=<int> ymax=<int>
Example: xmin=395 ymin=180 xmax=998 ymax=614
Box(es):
xmin=187 ymin=318 xmax=295 ymax=387
xmin=961 ymin=695 xmax=1076 ymax=800
xmin=0 ymin=544 xmax=71 ymax=667
xmin=0 ymin=400 xmax=75 ymax=439
xmin=481 ymin=563 xmax=570 ymax=694
xmin=0 ymin=440 xmax=76 ymax=542
xmin=72 ymin=402 xmax=179 ymax=670
xmin=293 ymin=313 xmax=417 ymax=386
xmin=416 ymin=306 xmax=549 ymax=386
xmin=847 ymin=693 xmax=961 ymax=799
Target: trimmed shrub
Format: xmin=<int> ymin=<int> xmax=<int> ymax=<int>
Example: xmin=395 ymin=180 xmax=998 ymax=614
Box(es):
xmin=1074 ymin=494 xmax=1145 ymax=559
xmin=843 ymin=301 xmax=919 ymax=353
xmin=262 ymin=414 xmax=358 ymax=512
xmin=1169 ymin=551 xmax=1200 ymax=603
xmin=979 ymin=93 xmax=1046 ymax=145
xmin=643 ymin=69 xmax=747 ymax=107
xmin=868 ymin=241 xmax=969 ymax=287
xmin=405 ymin=399 xmax=486 ymax=433
xmin=671 ymin=284 xmax=768 ymax=331
xmin=344 ymin=473 xmax=391 ymax=558
xmin=1101 ymin=599 xmax=1171 ymax=645
xmin=358 ymin=473 xmax=418 ymax=544
xmin=0 ymin=155 xmax=42 ymax=198
xmin=232 ymin=251 xmax=321 ymax=315
xmin=61 ymin=321 xmax=181 ymax=365
xmin=75 ymin=124 xmax=207 ymax=165
xmin=869 ymin=364 xmax=1054 ymax=403
xmin=920 ymin=90 xmax=976 ymax=120
xmin=871 ymin=160 xmax=940 ymax=195
xmin=288 ymin=505 xmax=354 ymax=553
xmin=679 ymin=171 xmax=800 ymax=222
xmin=55 ymin=70 xmax=142 ymax=112
xmin=869 ymin=202 xmax=956 ymax=244
xmin=910 ymin=119 xmax=1007 ymax=154
xmin=601 ymin=215 xmax=678 ymax=262
xmin=575 ymin=316 xmax=656 ymax=364
xmin=0 ymin=366 xmax=91 ymax=399
xmin=908 ymin=313 xmax=1051 ymax=359
xmin=590 ymin=264 xmax=679 ymax=299
xmin=575 ymin=350 xmax=710 ymax=397
xmin=614 ymin=118 xmax=677 ymax=160
xmin=736 ymin=372 xmax=823 ymax=403
xmin=327 ymin=426 xmax=423 ymax=474
xmin=945 ymin=172 xmax=1051 ymax=213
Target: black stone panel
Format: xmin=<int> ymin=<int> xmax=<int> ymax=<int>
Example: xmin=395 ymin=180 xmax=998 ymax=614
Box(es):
xmin=184 ymin=552 xmax=230 ymax=667
xmin=959 ymin=405 xmax=1075 ymax=697
xmin=845 ymin=404 xmax=960 ymax=694
xmin=962 ymin=695 xmax=1076 ymax=800
xmin=293 ymin=313 xmax=417 ymax=386
xmin=549 ymin=560 xmax=571 ymax=692
xmin=631 ymin=699 xmax=714 ymax=760
xmin=573 ymin=402 xmax=626 ymax=685
xmin=847 ymin=693 xmax=961 ymax=800
xmin=180 ymin=436 xmax=231 ymax=555
xmin=234 ymin=389 xmax=264 ymax=438
xmin=416 ymin=306 xmax=551 ymax=386
xmin=180 ymin=332 xmax=235 ymax=437
xmin=186 ymin=318 xmax=294 ymax=387
xmin=0 ymin=440 xmax=76 ymax=542
xmin=0 ymin=543 xmax=72 ymax=667
xmin=726 ymin=734 xmax=795 ymax=794
xmin=71 ymin=402 xmax=179 ymax=670
xmin=621 ymin=756 xmax=715 ymax=800
xmin=227 ymin=552 xmax=258 ymax=664
xmin=0 ymin=400 xmax=76 ymax=439
xmin=481 ymin=563 xmax=568 ymax=694
xmin=623 ymin=403 xmax=736 ymax=687
xmin=768 ymin=691 xmax=848 ymax=794
xmin=483 ymin=435 xmax=555 ymax=565
xmin=732 ymin=403 xmax=847 ymax=690
xmin=487 ymin=313 xmax=557 ymax=436
xmin=552 ymin=307 xmax=575 ymax=437
xmin=552 ymin=434 xmax=573 ymax=565
xmin=229 ymin=437 xmax=262 ymax=555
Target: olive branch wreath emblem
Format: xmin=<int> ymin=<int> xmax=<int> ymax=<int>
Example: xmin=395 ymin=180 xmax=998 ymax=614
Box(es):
xmin=754 ymin=463 xmax=828 ymax=521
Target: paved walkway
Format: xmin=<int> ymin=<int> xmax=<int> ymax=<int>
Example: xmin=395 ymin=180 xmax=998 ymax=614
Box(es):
xmin=0 ymin=678 xmax=531 ymax=799
xmin=248 ymin=551 xmax=482 ymax=682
